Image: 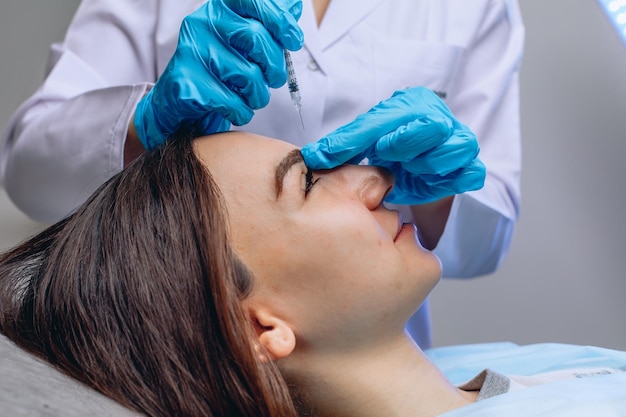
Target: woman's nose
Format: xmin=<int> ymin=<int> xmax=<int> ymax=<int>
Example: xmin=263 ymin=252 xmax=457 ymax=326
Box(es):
xmin=360 ymin=166 xmax=395 ymax=210
xmin=331 ymin=165 xmax=394 ymax=210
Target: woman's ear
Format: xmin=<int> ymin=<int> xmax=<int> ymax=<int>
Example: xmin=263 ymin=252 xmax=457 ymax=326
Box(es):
xmin=249 ymin=307 xmax=296 ymax=362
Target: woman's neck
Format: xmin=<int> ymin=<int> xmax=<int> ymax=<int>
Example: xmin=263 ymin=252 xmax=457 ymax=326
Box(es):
xmin=287 ymin=334 xmax=476 ymax=417
xmin=312 ymin=0 xmax=331 ymax=26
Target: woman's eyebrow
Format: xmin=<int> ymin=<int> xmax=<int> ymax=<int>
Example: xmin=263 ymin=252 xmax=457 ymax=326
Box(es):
xmin=275 ymin=148 xmax=304 ymax=198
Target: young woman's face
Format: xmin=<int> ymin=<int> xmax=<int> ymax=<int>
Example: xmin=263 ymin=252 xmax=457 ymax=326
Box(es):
xmin=195 ymin=132 xmax=441 ymax=348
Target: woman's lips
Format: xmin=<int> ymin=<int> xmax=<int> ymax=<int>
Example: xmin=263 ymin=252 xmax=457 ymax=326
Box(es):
xmin=394 ymin=211 xmax=415 ymax=242
xmin=394 ymin=222 xmax=416 ymax=242
xmin=394 ymin=212 xmax=403 ymax=241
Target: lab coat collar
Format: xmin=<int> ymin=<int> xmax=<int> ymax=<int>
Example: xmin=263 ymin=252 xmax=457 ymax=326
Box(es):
xmin=319 ymin=0 xmax=387 ymax=50
xmin=300 ymin=0 xmax=387 ymax=67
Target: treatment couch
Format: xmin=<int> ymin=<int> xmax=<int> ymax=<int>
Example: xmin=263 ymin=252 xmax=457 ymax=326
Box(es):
xmin=0 ymin=334 xmax=141 ymax=416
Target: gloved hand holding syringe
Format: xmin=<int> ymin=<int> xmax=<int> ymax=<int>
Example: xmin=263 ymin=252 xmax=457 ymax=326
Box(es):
xmin=133 ymin=0 xmax=305 ymax=150
xmin=283 ymin=49 xmax=304 ymax=129
xmin=132 ymin=0 xmax=484 ymax=206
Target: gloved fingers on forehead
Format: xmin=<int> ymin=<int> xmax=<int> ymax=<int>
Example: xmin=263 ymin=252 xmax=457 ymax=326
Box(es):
xmin=300 ymin=111 xmax=387 ymax=167
xmin=226 ymin=21 xmax=288 ymax=89
xmin=304 ymin=137 xmax=373 ymax=167
xmin=373 ymin=116 xmax=451 ymax=163
xmin=223 ymin=0 xmax=304 ymax=50
xmin=301 ymin=89 xmax=443 ymax=169
xmin=196 ymin=113 xmax=232 ymax=135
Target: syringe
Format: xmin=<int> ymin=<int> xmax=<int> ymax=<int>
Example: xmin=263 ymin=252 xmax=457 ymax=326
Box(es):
xmin=283 ymin=49 xmax=304 ymax=130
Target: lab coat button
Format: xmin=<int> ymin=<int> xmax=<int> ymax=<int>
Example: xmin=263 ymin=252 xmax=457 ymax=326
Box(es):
xmin=307 ymin=60 xmax=320 ymax=71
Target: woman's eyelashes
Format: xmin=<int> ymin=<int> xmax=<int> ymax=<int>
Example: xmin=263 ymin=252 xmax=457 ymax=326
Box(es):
xmin=304 ymin=167 xmax=320 ymax=196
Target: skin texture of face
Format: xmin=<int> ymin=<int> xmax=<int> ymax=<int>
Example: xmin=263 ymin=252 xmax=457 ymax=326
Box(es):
xmin=194 ymin=132 xmax=442 ymax=354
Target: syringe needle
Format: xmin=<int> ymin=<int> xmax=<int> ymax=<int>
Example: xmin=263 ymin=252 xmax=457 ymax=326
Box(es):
xmin=297 ymin=105 xmax=305 ymax=130
xmin=284 ymin=49 xmax=305 ymax=130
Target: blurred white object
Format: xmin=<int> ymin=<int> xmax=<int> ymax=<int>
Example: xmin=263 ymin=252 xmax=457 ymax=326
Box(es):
xmin=597 ymin=0 xmax=626 ymax=48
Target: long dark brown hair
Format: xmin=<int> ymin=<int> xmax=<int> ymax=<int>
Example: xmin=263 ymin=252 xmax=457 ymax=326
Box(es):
xmin=0 ymin=133 xmax=298 ymax=417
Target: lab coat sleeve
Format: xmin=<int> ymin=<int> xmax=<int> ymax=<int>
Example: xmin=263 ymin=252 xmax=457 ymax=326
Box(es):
xmin=433 ymin=0 xmax=525 ymax=278
xmin=0 ymin=0 xmax=159 ymax=223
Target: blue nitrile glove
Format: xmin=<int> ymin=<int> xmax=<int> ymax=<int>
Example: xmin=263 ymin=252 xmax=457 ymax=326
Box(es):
xmin=301 ymin=87 xmax=486 ymax=205
xmin=134 ymin=0 xmax=304 ymax=150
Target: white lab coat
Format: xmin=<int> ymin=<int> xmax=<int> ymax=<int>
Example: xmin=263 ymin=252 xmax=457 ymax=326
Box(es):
xmin=0 ymin=0 xmax=524 ymax=347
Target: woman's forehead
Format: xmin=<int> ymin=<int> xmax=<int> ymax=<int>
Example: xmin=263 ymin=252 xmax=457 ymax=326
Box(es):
xmin=193 ymin=131 xmax=299 ymax=200
xmin=194 ymin=131 xmax=297 ymax=166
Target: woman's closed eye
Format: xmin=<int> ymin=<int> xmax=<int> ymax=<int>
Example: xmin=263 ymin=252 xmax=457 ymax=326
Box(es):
xmin=304 ymin=167 xmax=320 ymax=196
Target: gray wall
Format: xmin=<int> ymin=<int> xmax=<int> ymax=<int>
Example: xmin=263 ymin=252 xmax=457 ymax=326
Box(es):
xmin=1 ymin=1 xmax=625 ymax=349
xmin=431 ymin=1 xmax=626 ymax=350
xmin=0 ymin=1 xmax=81 ymax=249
